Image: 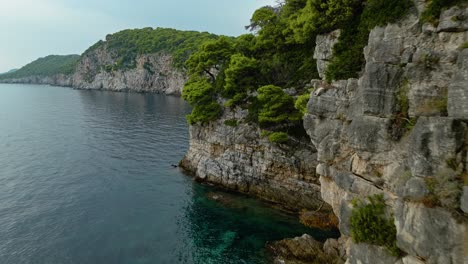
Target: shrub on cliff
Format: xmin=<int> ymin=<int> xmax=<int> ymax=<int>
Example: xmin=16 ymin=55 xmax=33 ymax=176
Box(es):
xmin=257 ymin=85 xmax=301 ymax=127
xmin=350 ymin=194 xmax=400 ymax=256
xmin=287 ymin=0 xmax=361 ymax=43
xmin=185 ymin=98 xmax=222 ymax=125
xmin=185 ymin=36 xmax=235 ymax=84
xmin=421 ymin=0 xmax=467 ymax=24
xmin=182 ymin=77 xmax=222 ymax=124
xmin=268 ymin=132 xmax=289 ymax=143
xmin=423 ymin=169 xmax=462 ymax=209
xmin=223 ymin=54 xmax=260 ymax=103
xmin=294 ymin=92 xmax=311 ymax=117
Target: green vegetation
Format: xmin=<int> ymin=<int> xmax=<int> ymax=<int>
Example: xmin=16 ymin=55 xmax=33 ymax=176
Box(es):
xmin=182 ymin=77 xmax=222 ymax=125
xmin=85 ymin=27 xmax=221 ymax=70
xmin=460 ymin=42 xmax=468 ymax=49
xmin=424 ymin=169 xmax=462 ymax=209
xmin=182 ymin=0 xmax=320 ymax=129
xmin=0 ymin=69 xmax=18 ymax=75
xmin=223 ymin=54 xmax=260 ymax=102
xmin=421 ymin=0 xmax=467 ymax=24
xmin=0 ymin=55 xmax=80 ymax=80
xmin=326 ymin=0 xmax=413 ymax=81
xmin=182 ymin=0 xmax=458 ymax=133
xmin=350 ymin=194 xmax=400 ymax=256
xmin=257 ymin=85 xmax=301 ymax=127
xmin=268 ymin=132 xmax=289 ymax=143
xmin=224 ymin=119 xmax=239 ymax=127
xmin=294 ymin=92 xmax=311 ymax=117
xmin=286 ymin=0 xmax=361 ymax=43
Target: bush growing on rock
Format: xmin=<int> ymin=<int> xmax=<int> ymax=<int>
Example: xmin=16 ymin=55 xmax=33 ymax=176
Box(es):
xmin=224 ymin=119 xmax=239 ymax=127
xmin=294 ymin=92 xmax=311 ymax=117
xmin=424 ymin=168 xmax=462 ymax=209
xmin=350 ymin=194 xmax=400 ymax=256
xmin=421 ymin=0 xmax=467 ymax=24
xmin=268 ymin=132 xmax=289 ymax=143
xmin=183 ymin=77 xmax=222 ymax=124
xmin=257 ymin=85 xmax=301 ymax=127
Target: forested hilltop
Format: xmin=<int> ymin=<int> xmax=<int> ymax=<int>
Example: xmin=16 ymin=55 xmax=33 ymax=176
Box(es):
xmin=83 ymin=27 xmax=221 ymax=70
xmin=0 ymin=55 xmax=80 ymax=80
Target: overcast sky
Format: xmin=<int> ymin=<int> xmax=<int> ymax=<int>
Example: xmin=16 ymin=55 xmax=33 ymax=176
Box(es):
xmin=0 ymin=0 xmax=276 ymax=72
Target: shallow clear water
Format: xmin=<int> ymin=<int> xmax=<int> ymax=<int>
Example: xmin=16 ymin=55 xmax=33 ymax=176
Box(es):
xmin=0 ymin=84 xmax=337 ymax=264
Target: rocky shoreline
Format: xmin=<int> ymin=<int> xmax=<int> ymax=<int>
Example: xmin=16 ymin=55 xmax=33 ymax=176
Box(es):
xmin=3 ymin=2 xmax=467 ymax=263
xmin=1 ymin=52 xmax=187 ymax=96
xmin=181 ymin=3 xmax=468 ymax=263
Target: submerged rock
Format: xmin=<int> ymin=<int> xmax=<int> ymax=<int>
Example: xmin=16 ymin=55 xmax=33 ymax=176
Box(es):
xmin=267 ymin=234 xmax=344 ymax=264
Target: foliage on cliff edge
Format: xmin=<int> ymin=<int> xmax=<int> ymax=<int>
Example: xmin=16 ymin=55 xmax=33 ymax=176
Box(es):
xmin=182 ymin=0 xmax=417 ymax=135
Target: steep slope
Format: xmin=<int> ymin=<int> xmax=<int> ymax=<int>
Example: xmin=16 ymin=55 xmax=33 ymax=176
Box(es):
xmin=181 ymin=1 xmax=468 ymax=263
xmin=72 ymin=28 xmax=220 ymax=95
xmin=0 ymin=55 xmax=80 ymax=86
xmin=304 ymin=3 xmax=467 ymax=263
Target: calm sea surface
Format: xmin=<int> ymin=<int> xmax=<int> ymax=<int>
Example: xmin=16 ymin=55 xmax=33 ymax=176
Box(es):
xmin=0 ymin=84 xmax=335 ymax=264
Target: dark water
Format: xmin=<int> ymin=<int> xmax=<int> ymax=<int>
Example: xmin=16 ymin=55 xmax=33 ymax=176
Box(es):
xmin=0 ymin=84 xmax=336 ymax=264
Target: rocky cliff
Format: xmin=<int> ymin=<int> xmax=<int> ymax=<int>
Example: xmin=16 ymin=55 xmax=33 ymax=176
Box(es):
xmin=0 ymin=43 xmax=187 ymax=95
xmin=180 ymin=105 xmax=324 ymax=210
xmin=0 ymin=50 xmax=187 ymax=95
xmin=305 ymin=2 xmax=467 ymax=264
xmin=71 ymin=46 xmax=186 ymax=95
xmin=182 ymin=2 xmax=467 ymax=263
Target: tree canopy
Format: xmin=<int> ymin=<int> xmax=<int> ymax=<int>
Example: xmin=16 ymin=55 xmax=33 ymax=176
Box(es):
xmin=182 ymin=0 xmax=419 ymax=140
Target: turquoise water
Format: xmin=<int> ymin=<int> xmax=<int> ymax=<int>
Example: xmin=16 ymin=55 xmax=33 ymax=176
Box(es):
xmin=0 ymin=84 xmax=337 ymax=264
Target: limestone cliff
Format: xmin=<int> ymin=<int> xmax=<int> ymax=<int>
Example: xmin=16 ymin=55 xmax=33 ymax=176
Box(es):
xmin=0 ymin=50 xmax=186 ymax=95
xmin=304 ymin=3 xmax=467 ymax=264
xmin=72 ymin=46 xmax=186 ymax=95
xmin=182 ymin=2 xmax=467 ymax=263
xmin=180 ymin=105 xmax=324 ymax=210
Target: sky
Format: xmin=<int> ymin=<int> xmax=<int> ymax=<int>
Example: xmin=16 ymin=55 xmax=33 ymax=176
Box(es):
xmin=0 ymin=0 xmax=276 ymax=73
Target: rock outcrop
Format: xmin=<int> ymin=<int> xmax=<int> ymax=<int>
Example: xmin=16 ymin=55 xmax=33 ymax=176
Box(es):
xmin=72 ymin=47 xmax=186 ymax=95
xmin=180 ymin=106 xmax=325 ymax=211
xmin=305 ymin=3 xmax=467 ymax=264
xmin=1 ymin=48 xmax=187 ymax=95
xmin=268 ymin=234 xmax=344 ymax=264
xmin=182 ymin=2 xmax=467 ymax=264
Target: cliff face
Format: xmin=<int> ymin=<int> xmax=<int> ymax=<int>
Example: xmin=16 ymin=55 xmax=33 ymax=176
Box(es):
xmin=182 ymin=2 xmax=467 ymax=263
xmin=305 ymin=3 xmax=467 ymax=264
xmin=180 ymin=106 xmax=324 ymax=210
xmin=1 ymin=47 xmax=187 ymax=95
xmin=72 ymin=46 xmax=186 ymax=95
